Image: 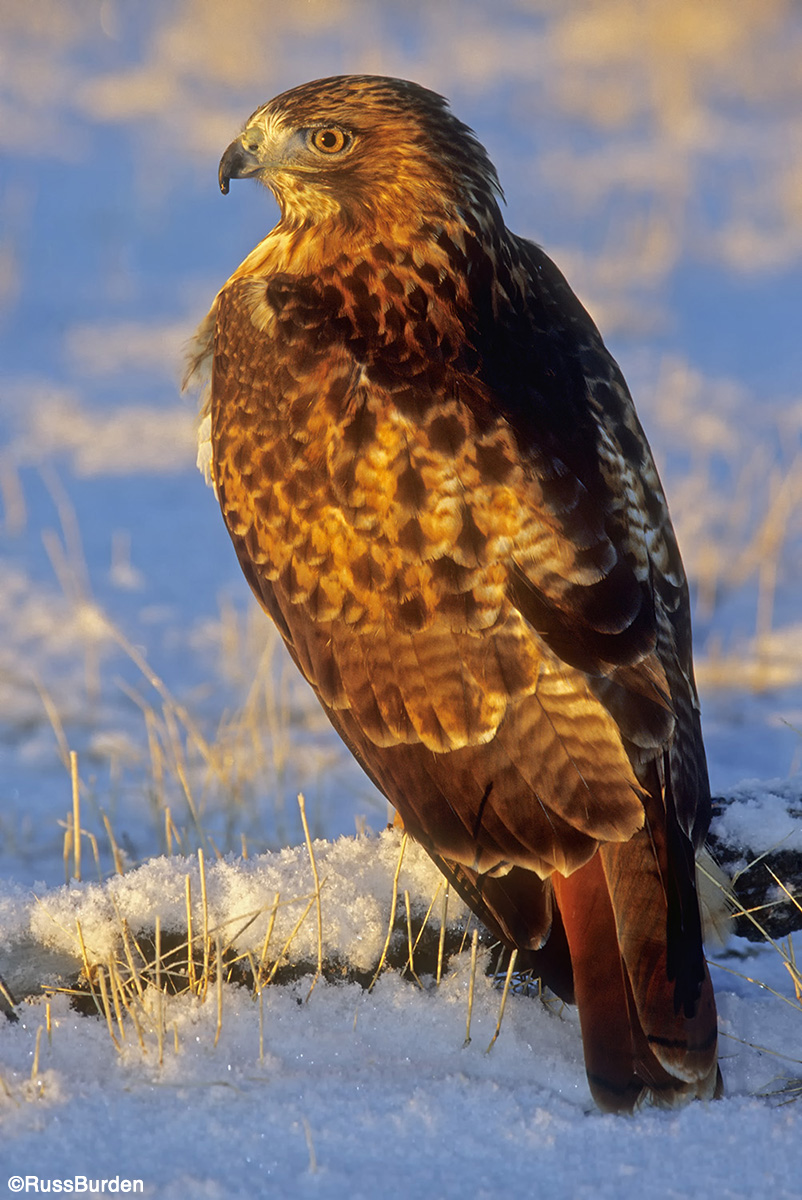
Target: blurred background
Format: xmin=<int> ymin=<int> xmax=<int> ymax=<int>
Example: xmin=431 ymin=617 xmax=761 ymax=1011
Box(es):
xmin=1 ymin=0 xmax=801 ymax=887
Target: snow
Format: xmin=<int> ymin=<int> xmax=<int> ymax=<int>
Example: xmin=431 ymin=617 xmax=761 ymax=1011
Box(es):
xmin=1 ymin=832 xmax=802 ymax=1197
xmin=0 ymin=830 xmax=460 ymax=982
xmin=712 ymin=779 xmax=802 ymax=857
xmin=1 ymin=835 xmax=802 ymax=1197
xmin=2 ymin=3 xmax=802 ymax=1196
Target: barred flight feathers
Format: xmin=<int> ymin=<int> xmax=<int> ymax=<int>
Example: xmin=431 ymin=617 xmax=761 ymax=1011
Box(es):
xmin=190 ymin=74 xmax=721 ymax=1112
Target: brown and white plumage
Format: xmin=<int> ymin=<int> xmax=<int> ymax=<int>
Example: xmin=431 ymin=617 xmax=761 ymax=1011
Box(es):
xmin=189 ymin=74 xmax=720 ymax=1112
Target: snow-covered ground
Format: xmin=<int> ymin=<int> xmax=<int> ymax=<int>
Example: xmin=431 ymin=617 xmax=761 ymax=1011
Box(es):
xmin=1 ymin=3 xmax=802 ymax=1196
xmin=1 ymin=829 xmax=801 ymax=1198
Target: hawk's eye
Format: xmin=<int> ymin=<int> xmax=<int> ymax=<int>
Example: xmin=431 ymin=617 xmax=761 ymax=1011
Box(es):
xmin=309 ymin=127 xmax=350 ymax=155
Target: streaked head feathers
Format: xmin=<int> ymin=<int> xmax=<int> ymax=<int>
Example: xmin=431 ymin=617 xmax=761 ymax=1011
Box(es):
xmin=219 ymin=74 xmax=502 ymax=227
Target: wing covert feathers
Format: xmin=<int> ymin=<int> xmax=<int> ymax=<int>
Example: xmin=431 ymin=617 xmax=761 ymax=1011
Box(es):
xmin=200 ymin=74 xmax=720 ymax=1113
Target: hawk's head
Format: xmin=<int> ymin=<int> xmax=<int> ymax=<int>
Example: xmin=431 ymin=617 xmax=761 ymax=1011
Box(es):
xmin=219 ymin=74 xmax=502 ymax=230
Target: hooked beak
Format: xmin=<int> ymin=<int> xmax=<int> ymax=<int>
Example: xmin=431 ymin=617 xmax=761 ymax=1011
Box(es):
xmin=218 ymin=136 xmax=263 ymax=195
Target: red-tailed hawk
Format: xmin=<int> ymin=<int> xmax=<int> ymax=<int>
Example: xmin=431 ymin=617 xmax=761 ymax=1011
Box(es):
xmin=189 ymin=75 xmax=720 ymax=1112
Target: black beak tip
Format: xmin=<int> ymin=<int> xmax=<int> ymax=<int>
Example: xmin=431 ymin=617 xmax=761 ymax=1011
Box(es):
xmin=219 ymin=140 xmax=253 ymax=196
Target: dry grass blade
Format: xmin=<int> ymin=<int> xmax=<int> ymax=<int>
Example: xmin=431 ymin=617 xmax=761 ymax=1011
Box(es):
xmin=38 ymin=466 xmax=102 ymax=701
xmin=486 ymin=949 xmax=517 ymax=1053
xmin=101 ymin=811 xmax=125 ymax=875
xmin=62 ymin=819 xmax=72 ymax=886
xmin=164 ymin=806 xmax=181 ymax=856
xmin=760 ymin=868 xmax=802 ymax=1001
xmin=257 ymin=892 xmax=281 ymax=984
xmin=39 ymin=465 xmax=92 ymax=605
xmin=86 ymin=830 xmax=102 ymax=882
xmin=214 ymin=937 xmax=224 ymax=1049
xmin=185 ymin=874 xmax=197 ymax=995
xmin=458 ymin=911 xmax=476 ymax=957
xmin=366 ymin=832 xmax=408 ymax=995
xmin=33 ymin=676 xmax=70 ymax=771
xmin=163 ymin=704 xmax=203 ymax=835
xmin=702 ymin=856 xmax=802 ymax=1013
xmin=75 ymin=920 xmax=102 ymax=1016
xmin=402 ymin=879 xmax=443 ymax=983
xmin=0 ymin=974 xmax=16 ymax=1013
xmin=70 ymin=750 xmax=81 ymax=882
xmin=403 ymin=890 xmax=423 ymax=988
xmin=710 ymin=957 xmax=802 ymax=1014
xmin=297 ymin=793 xmax=323 ymax=1000
xmin=463 ymin=928 xmax=479 ymax=1048
xmin=218 ymin=905 xmax=278 ymax=972
xmin=198 ymin=848 xmax=210 ymax=1000
xmin=719 ymin=1029 xmax=802 ymax=1067
xmin=266 ymin=896 xmax=317 ymax=985
xmin=437 ymin=883 xmax=449 ymax=986
xmin=734 ymin=455 xmax=802 ymax=643
xmin=155 ymin=916 xmax=165 ymax=1067
xmin=107 ymin=623 xmax=217 ymax=775
xmin=114 ymin=908 xmax=145 ymax=1002
xmin=762 ymin=1079 xmax=802 ymax=1106
xmin=144 ymin=705 xmax=165 ymax=815
xmin=97 ymin=966 xmax=121 ymax=1053
xmin=106 ymin=959 xmax=127 ymax=1044
xmin=30 ymin=1026 xmax=43 ymax=1084
xmin=154 ymin=917 xmax=161 ymax=996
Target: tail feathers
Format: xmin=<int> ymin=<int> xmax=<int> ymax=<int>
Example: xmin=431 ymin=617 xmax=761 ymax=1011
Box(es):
xmin=600 ymin=831 xmax=718 ymax=1091
xmin=553 ymin=842 xmax=720 ymax=1113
